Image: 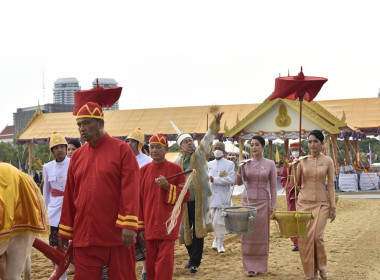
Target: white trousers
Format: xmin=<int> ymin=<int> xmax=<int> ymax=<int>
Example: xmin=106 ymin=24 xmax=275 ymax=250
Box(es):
xmin=211 ymin=208 xmax=226 ymax=241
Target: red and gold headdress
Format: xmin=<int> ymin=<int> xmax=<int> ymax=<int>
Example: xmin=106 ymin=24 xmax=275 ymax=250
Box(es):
xmin=289 ymin=142 xmax=300 ymax=149
xmin=149 ymin=133 xmax=168 ymax=147
xmin=73 ymin=79 xmax=122 ymax=120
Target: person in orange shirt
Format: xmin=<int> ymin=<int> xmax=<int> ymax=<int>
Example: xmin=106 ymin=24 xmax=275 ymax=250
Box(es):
xmin=296 ymin=130 xmax=336 ymax=280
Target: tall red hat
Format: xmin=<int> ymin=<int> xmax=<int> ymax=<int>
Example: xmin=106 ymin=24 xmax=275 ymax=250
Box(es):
xmin=289 ymin=142 xmax=300 ymax=149
xmin=73 ymin=79 xmax=122 ymax=119
xmin=75 ymin=102 xmax=104 ymax=120
xmin=149 ymin=133 xmax=168 ymax=147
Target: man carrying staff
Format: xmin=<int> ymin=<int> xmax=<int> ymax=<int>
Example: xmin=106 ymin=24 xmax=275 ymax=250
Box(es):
xmin=172 ymin=111 xmax=224 ymax=275
xmin=58 ymin=93 xmax=140 ymax=279
xmin=138 ymin=133 xmax=190 ymax=280
xmin=280 ymin=142 xmax=302 ymax=252
xmin=43 ymin=131 xmax=70 ymax=280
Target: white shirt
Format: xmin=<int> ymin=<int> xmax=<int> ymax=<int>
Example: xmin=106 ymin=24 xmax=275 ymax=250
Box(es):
xmin=208 ymin=157 xmax=235 ymax=208
xmin=43 ymin=156 xmax=70 ymax=227
xmin=136 ymin=152 xmax=152 ymax=168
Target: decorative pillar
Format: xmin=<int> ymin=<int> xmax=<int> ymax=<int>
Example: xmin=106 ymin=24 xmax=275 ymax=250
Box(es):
xmin=268 ymin=140 xmax=273 ymax=160
xmin=197 ymin=135 xmax=202 ymax=145
xmin=331 ymin=135 xmax=339 ymax=175
xmin=354 ymin=139 xmax=359 ymax=164
xmin=344 ymin=138 xmax=349 ymax=164
xmin=28 ymin=143 xmax=34 ymax=174
xmin=325 ymin=135 xmax=331 ymax=158
xmin=284 ymin=138 xmax=289 ymax=157
xmin=239 ymin=137 xmax=244 ymax=161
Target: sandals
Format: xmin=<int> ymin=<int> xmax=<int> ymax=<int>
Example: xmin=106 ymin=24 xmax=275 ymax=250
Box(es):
xmin=320 ymin=269 xmax=328 ymax=279
xmin=247 ymin=271 xmax=264 ymax=277
xmin=247 ymin=271 xmax=256 ymax=277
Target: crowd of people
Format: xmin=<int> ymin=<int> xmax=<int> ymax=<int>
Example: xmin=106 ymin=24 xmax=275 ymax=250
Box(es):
xmin=12 ymin=93 xmax=337 ymax=280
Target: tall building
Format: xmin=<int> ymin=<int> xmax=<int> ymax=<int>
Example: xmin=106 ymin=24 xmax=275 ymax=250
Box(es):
xmin=92 ymin=78 xmax=119 ymax=110
xmin=53 ymin=77 xmax=81 ymax=105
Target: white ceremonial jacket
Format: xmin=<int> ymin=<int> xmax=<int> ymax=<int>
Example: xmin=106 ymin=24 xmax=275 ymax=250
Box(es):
xmin=43 ymin=157 xmax=70 ymax=227
xmin=208 ymin=157 xmax=235 ymax=208
xmin=136 ymin=152 xmax=152 ymax=168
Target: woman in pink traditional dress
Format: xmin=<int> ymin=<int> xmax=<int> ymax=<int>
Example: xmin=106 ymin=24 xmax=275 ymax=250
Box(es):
xmin=296 ymin=130 xmax=336 ymax=280
xmin=236 ymin=135 xmax=277 ymax=277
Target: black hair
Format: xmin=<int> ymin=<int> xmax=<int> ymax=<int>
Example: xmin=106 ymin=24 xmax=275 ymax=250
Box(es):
xmin=308 ymin=130 xmax=324 ymax=142
xmin=68 ymin=139 xmax=82 ymax=149
xmin=250 ymin=135 xmax=265 ymax=147
xmin=143 ymin=143 xmax=150 ymax=155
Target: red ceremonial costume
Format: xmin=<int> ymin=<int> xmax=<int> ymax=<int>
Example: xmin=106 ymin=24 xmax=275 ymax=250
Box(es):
xmin=58 ymin=99 xmax=140 ymax=280
xmin=138 ymin=134 xmax=190 ymax=280
xmin=280 ymin=157 xmax=298 ymax=248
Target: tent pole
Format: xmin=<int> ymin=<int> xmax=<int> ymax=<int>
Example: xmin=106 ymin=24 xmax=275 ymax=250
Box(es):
xmin=299 ymin=99 xmax=302 ymax=154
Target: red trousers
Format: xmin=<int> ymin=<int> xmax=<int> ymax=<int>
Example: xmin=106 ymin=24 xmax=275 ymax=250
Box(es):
xmin=73 ymin=245 xmax=136 ymax=280
xmin=145 ymin=239 xmax=175 ymax=280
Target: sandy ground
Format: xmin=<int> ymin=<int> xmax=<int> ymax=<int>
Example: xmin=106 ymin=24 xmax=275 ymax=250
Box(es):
xmin=29 ymin=193 xmax=380 ymax=280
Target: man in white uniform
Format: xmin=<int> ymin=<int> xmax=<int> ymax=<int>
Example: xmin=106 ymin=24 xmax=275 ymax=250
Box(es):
xmin=208 ymin=141 xmax=235 ymax=253
xmin=43 ymin=132 xmax=70 ymax=280
xmin=127 ymin=128 xmax=152 ymax=168
xmin=126 ymin=128 xmax=152 ymax=280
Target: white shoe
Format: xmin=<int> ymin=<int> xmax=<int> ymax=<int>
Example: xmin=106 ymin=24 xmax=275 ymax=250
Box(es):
xmin=217 ymin=245 xmax=225 ymax=253
xmin=212 ymin=238 xmax=218 ymax=250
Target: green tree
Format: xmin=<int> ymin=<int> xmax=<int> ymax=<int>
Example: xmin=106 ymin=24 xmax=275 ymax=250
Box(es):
xmin=168 ymin=143 xmax=180 ymax=152
xmin=0 ymin=142 xmax=18 ymax=165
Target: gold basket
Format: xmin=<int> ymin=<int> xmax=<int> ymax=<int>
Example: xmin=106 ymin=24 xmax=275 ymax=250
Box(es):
xmin=271 ymin=211 xmax=313 ymax=238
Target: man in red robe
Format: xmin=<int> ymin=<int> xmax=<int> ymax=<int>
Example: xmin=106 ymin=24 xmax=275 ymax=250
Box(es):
xmin=138 ymin=134 xmax=190 ymax=280
xmin=58 ymin=102 xmax=140 ymax=280
xmin=280 ymin=142 xmax=302 ymax=252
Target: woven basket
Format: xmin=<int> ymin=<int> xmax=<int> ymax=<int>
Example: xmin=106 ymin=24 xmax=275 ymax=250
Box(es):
xmin=222 ymin=206 xmax=257 ymax=234
xmin=271 ymin=211 xmax=313 ymax=238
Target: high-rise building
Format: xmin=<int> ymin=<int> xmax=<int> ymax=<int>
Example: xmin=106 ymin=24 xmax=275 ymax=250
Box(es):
xmin=53 ymin=77 xmax=81 ymax=105
xmin=92 ymin=78 xmax=119 ymax=110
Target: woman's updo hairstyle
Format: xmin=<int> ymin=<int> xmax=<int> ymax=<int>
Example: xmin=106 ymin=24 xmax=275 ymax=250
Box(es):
xmin=308 ymin=130 xmax=324 ymax=142
xmin=250 ymin=135 xmax=266 ymax=147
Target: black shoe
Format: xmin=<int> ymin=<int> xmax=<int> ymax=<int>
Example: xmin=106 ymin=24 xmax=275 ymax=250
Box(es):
xmin=189 ymin=266 xmax=198 ymax=275
xmin=292 ymin=246 xmax=299 ymax=252
xmin=184 ymin=261 xmax=191 ymax=268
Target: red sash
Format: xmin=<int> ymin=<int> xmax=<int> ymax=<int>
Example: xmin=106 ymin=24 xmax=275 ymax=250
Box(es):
xmin=51 ymin=188 xmax=65 ymax=197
